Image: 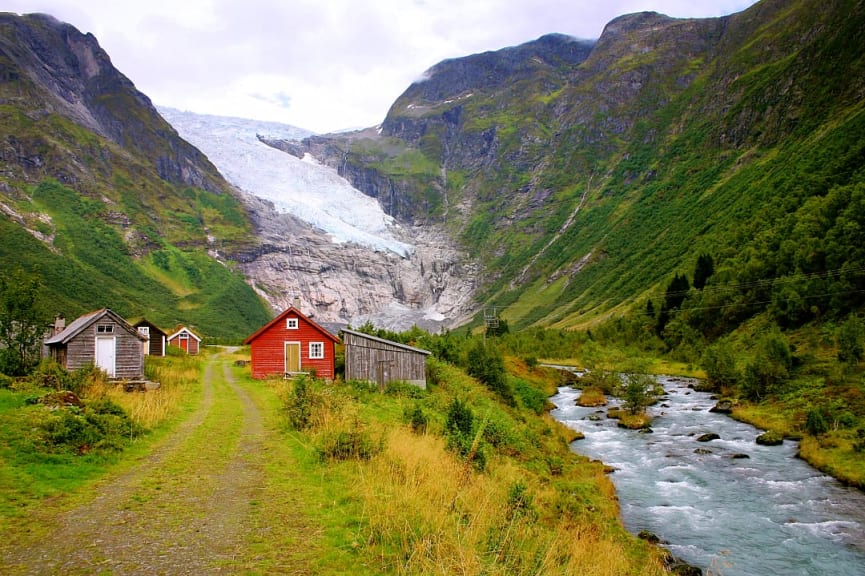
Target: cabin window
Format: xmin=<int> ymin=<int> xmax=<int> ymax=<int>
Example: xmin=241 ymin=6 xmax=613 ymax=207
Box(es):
xmin=138 ymin=326 xmax=150 ymax=336
xmin=309 ymin=342 xmax=324 ymax=359
xmin=179 ymin=333 xmax=189 ymax=340
xmin=286 ymin=318 xmax=299 ymax=330
xmin=96 ymin=324 xmax=114 ymax=334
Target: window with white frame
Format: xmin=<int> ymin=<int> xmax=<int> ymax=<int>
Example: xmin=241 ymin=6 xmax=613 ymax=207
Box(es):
xmin=309 ymin=342 xmax=324 ymax=359
xmin=96 ymin=324 xmax=114 ymax=334
xmin=286 ymin=317 xmax=299 ymax=329
xmin=138 ymin=326 xmax=150 ymax=336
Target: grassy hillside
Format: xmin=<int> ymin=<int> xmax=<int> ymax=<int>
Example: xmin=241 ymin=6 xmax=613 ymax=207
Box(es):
xmin=0 ymin=13 xmax=272 ymax=340
xmin=0 ymin=347 xmax=673 ymax=575
xmin=319 ymin=0 xmax=864 ymax=339
xmin=0 ymin=179 xmax=270 ymax=340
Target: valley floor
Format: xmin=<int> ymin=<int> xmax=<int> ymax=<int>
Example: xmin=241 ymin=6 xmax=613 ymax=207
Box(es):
xmin=0 ymin=355 xmax=314 ymax=574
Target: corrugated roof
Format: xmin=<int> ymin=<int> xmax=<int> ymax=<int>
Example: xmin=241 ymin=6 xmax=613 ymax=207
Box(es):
xmin=45 ymin=308 xmax=145 ymax=345
xmin=341 ymin=329 xmax=431 ymax=355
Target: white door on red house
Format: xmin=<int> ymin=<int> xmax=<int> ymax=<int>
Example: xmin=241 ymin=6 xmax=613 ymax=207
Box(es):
xmin=95 ymin=336 xmax=116 ymax=377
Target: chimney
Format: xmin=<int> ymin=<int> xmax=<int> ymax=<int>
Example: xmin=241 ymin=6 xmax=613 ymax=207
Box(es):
xmin=293 ymin=296 xmax=301 ymax=311
xmin=53 ymin=315 xmax=66 ymax=336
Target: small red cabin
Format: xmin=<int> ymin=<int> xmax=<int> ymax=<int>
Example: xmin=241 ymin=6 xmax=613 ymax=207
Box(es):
xmin=167 ymin=326 xmax=201 ymax=355
xmin=243 ymin=306 xmax=339 ymax=380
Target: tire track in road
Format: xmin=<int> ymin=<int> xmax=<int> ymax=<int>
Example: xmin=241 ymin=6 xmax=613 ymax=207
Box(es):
xmin=1 ymin=358 xmax=271 ymax=575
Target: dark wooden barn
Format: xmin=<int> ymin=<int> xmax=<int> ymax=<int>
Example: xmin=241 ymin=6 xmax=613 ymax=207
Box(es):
xmin=44 ymin=308 xmax=146 ymax=379
xmin=244 ymin=306 xmax=340 ymax=380
xmin=342 ymin=329 xmax=431 ymax=389
xmin=132 ymin=318 xmax=168 ymax=357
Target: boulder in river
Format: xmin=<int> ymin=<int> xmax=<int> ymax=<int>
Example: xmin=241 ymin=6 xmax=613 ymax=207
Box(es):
xmin=661 ymin=552 xmax=703 ymax=576
xmin=756 ymin=431 xmax=784 ymax=446
xmin=637 ymin=529 xmax=660 ymax=544
xmin=694 ymin=448 xmax=713 ymax=455
xmin=697 ymin=433 xmax=720 ymax=442
xmin=731 ymin=453 xmax=751 ymax=459
xmin=709 ymin=400 xmax=734 ymax=414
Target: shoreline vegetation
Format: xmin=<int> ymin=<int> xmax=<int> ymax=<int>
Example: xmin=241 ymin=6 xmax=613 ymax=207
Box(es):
xmin=549 ymin=358 xmax=864 ymax=491
xmin=1 ymin=324 xmax=862 ymax=574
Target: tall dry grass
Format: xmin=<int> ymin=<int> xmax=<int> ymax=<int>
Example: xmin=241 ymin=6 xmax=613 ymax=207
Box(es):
xmin=356 ymin=427 xmax=665 ymax=576
xmin=84 ymin=355 xmax=201 ymax=429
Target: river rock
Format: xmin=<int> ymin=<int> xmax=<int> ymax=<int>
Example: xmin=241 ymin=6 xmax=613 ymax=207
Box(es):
xmin=662 ymin=553 xmax=703 ymax=576
xmin=756 ymin=431 xmax=784 ymax=446
xmin=637 ymin=529 xmax=660 ymax=544
xmin=697 ymin=433 xmax=720 ymax=442
xmin=709 ymin=400 xmax=733 ymax=414
xmin=694 ymin=448 xmax=713 ymax=455
xmin=731 ymin=453 xmax=750 ymax=459
xmin=692 ymin=381 xmax=716 ymax=393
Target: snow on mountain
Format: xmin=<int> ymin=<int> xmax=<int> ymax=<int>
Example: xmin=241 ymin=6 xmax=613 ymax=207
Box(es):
xmin=157 ymin=107 xmax=413 ymax=257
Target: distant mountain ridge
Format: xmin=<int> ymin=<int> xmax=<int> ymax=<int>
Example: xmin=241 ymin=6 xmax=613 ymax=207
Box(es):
xmin=296 ymin=0 xmax=865 ymax=333
xmin=2 ymin=0 xmax=864 ymax=340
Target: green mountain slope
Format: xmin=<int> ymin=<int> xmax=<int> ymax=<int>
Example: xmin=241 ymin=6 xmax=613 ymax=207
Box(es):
xmin=0 ymin=13 xmax=270 ymax=339
xmin=308 ymin=0 xmax=865 ymax=334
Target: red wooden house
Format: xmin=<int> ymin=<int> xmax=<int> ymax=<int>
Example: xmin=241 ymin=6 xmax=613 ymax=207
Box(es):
xmin=167 ymin=326 xmax=201 ymax=355
xmin=243 ymin=306 xmax=340 ymax=380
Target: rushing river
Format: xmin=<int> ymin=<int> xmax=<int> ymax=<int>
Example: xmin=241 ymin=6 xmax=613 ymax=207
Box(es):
xmin=549 ymin=377 xmax=865 ymax=576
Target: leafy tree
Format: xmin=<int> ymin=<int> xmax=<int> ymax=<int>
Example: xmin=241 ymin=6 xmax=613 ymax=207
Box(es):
xmin=693 ymin=254 xmax=714 ymax=290
xmin=836 ymin=314 xmax=864 ymax=365
xmin=621 ymin=373 xmax=655 ymax=415
xmin=0 ymin=268 xmax=49 ymax=376
xmin=741 ymin=331 xmax=792 ymax=401
xmin=466 ymin=340 xmax=515 ymax=405
xmin=663 ymin=272 xmax=691 ymax=311
xmin=805 ymin=409 xmax=829 ymax=436
xmin=701 ymin=341 xmax=740 ymax=389
xmin=445 ymin=397 xmax=474 ymax=438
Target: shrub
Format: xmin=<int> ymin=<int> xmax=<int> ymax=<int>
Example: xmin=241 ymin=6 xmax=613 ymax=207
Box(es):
xmin=741 ymin=332 xmax=792 ymax=401
xmin=316 ymin=419 xmax=383 ymax=461
xmin=805 ymin=409 xmax=828 ymax=435
xmin=621 ymin=373 xmax=656 ymax=415
xmin=384 ymin=380 xmax=427 ymax=398
xmin=284 ymin=375 xmax=334 ymax=431
xmin=444 ymin=397 xmax=487 ymax=471
xmin=701 ymin=341 xmax=740 ymax=389
xmin=837 ymin=315 xmax=864 ymax=365
xmin=514 ymin=378 xmax=546 ymax=414
xmin=39 ymin=398 xmax=141 ymax=454
xmin=406 ymin=404 xmax=429 ymax=434
xmin=466 ymin=340 xmax=515 ymax=405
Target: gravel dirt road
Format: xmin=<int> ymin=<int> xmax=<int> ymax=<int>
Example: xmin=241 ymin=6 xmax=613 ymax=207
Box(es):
xmin=0 ymin=356 xmax=312 ymax=575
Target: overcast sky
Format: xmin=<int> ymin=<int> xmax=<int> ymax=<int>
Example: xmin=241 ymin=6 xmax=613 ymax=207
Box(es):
xmin=3 ymin=0 xmax=758 ymax=133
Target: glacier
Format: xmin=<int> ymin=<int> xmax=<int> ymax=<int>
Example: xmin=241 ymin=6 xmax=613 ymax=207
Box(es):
xmin=156 ymin=107 xmax=413 ymax=257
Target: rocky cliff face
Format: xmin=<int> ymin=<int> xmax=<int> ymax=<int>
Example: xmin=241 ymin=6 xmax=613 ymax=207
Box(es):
xmin=226 ymin=191 xmax=478 ymax=331
xmin=0 ymin=13 xmax=227 ymax=195
xmin=161 ymin=109 xmax=479 ymax=331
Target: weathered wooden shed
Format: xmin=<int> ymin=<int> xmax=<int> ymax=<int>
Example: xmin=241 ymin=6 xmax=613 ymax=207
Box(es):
xmin=131 ymin=318 xmax=168 ymax=357
xmin=342 ymin=329 xmax=431 ymax=389
xmin=244 ymin=306 xmax=340 ymax=380
xmin=44 ymin=308 xmax=146 ymax=379
xmin=167 ymin=326 xmax=201 ymax=355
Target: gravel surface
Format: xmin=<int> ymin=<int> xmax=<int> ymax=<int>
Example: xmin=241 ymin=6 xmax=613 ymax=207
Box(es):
xmin=1 ymin=358 xmax=304 ymax=575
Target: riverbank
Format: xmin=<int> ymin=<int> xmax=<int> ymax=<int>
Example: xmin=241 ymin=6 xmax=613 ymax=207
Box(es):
xmin=543 ymin=350 xmax=864 ymax=492
xmin=550 ymin=379 xmax=865 ymax=576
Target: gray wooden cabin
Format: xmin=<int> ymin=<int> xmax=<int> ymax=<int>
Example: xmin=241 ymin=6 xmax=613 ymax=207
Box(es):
xmin=342 ymin=328 xmax=431 ymax=389
xmin=45 ymin=308 xmax=146 ymax=379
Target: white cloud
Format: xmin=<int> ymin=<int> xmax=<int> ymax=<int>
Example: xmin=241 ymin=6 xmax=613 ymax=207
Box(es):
xmin=0 ymin=0 xmax=760 ymax=133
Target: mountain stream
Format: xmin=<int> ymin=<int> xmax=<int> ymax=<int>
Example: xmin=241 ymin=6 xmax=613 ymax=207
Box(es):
xmin=549 ymin=377 xmax=865 ymax=575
